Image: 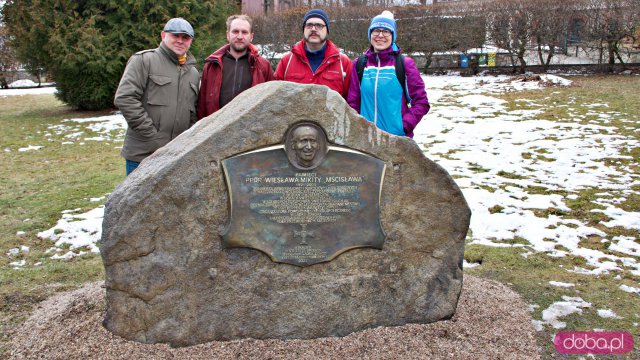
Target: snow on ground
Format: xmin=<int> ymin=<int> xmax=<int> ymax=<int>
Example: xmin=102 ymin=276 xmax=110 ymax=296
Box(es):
xmin=30 ymin=114 xmax=125 ymax=257
xmin=18 ymin=145 xmax=44 ymax=152
xmin=619 ymin=285 xmax=640 ymax=294
xmin=597 ymin=309 xmax=623 ymax=319
xmin=531 ymin=296 xmax=592 ymax=330
xmin=0 ymin=86 xmax=57 ymax=96
xmin=37 ymin=207 xmax=104 ymax=259
xmin=7 ymin=80 xmax=55 ymax=88
xmin=10 ymin=74 xmax=640 ymax=330
xmin=43 ymin=114 xmax=127 ymax=144
xmin=414 ymin=73 xmax=640 ymax=279
xmin=462 ymin=260 xmax=480 ymax=269
xmin=16 ymin=109 xmax=127 ymax=260
xmin=411 ymin=73 xmax=639 ymax=332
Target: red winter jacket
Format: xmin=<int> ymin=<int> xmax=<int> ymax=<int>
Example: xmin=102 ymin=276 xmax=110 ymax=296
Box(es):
xmin=197 ymin=44 xmax=274 ymax=119
xmin=274 ymin=40 xmax=351 ymax=99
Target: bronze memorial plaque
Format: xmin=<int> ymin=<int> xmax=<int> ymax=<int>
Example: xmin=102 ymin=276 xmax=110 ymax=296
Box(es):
xmin=221 ymin=122 xmax=386 ymax=266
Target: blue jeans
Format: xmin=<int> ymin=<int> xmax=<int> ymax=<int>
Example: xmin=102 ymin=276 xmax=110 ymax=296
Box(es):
xmin=125 ymin=160 xmax=140 ymax=176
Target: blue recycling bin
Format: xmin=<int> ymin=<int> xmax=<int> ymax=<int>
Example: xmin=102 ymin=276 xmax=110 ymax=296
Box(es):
xmin=460 ymin=54 xmax=469 ymax=68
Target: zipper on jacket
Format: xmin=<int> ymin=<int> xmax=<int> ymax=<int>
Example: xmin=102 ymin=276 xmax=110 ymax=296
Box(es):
xmin=316 ymin=53 xmax=338 ymax=75
xmin=172 ymin=65 xmax=182 ymax=139
xmin=303 ymin=57 xmax=313 ymax=75
xmin=232 ymin=58 xmax=240 ymax=98
xmin=373 ymin=53 xmax=380 ymax=127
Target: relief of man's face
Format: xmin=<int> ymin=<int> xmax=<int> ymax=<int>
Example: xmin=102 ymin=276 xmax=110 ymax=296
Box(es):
xmin=292 ymin=126 xmax=319 ymax=167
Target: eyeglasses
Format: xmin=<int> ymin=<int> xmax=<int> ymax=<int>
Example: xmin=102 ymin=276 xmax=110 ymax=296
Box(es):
xmin=371 ymin=29 xmax=392 ymax=38
xmin=305 ymin=23 xmax=326 ymax=30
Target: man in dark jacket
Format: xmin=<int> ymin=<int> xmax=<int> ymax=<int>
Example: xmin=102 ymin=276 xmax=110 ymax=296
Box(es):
xmin=274 ymin=9 xmax=351 ymax=99
xmin=115 ymin=18 xmax=200 ymax=175
xmin=197 ymin=15 xmax=274 ymax=119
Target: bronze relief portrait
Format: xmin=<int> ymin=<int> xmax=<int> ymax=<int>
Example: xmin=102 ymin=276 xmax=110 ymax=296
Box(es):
xmin=285 ymin=122 xmax=328 ymax=170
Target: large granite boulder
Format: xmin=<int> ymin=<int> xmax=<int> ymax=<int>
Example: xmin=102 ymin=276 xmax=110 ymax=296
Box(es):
xmin=100 ymin=82 xmax=471 ymax=346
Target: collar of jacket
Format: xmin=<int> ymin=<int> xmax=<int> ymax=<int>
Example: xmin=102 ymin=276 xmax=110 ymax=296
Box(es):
xmin=365 ymin=45 xmax=401 ymax=61
xmin=205 ymin=43 xmax=261 ymax=64
xmin=292 ymin=39 xmax=340 ymax=60
xmin=158 ymin=42 xmax=196 ymax=66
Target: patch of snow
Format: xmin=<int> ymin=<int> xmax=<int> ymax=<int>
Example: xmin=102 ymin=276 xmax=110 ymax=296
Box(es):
xmin=8 ymin=79 xmax=39 ymax=88
xmin=542 ymin=75 xmax=572 ymax=86
xmin=6 ymin=246 xmax=29 ymax=257
xmin=533 ymin=296 xmax=592 ymax=330
xmin=63 ymin=113 xmax=127 ymax=134
xmin=597 ymin=309 xmax=623 ymax=319
xmin=463 ymin=260 xmax=480 ymax=268
xmin=18 ymin=145 xmax=43 ymax=152
xmin=0 ymin=86 xmax=57 ymax=96
xmin=549 ymin=281 xmax=575 ymax=287
xmin=37 ymin=206 xmax=104 ymax=257
xmin=10 ymin=260 xmax=26 ymax=268
xmin=619 ymin=285 xmax=640 ymax=294
xmin=593 ymin=206 xmax=640 ymax=230
xmin=608 ymin=236 xmax=640 ymax=257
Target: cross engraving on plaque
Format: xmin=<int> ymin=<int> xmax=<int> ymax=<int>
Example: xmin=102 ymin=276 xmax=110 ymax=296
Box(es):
xmin=294 ymin=224 xmax=314 ymax=245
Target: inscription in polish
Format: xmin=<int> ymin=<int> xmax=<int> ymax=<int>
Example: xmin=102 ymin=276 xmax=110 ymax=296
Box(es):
xmin=249 ymin=175 xmax=362 ymax=224
xmin=221 ymin=123 xmax=386 ymax=266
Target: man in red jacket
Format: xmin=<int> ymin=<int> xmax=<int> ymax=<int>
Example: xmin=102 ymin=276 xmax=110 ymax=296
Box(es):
xmin=197 ymin=15 xmax=274 ymax=119
xmin=274 ymin=9 xmax=351 ymax=99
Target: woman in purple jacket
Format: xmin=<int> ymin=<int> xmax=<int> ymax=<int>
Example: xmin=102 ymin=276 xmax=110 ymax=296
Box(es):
xmin=347 ymin=11 xmax=430 ymax=138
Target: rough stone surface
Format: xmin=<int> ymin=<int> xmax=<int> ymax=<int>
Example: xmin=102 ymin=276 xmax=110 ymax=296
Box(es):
xmin=100 ymin=82 xmax=471 ymax=346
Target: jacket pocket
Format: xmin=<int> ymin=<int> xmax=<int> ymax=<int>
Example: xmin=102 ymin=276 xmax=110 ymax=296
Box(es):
xmin=288 ymin=72 xmax=306 ymax=82
xmin=321 ymin=70 xmax=344 ymax=93
xmin=147 ymin=75 xmax=172 ymax=105
xmin=321 ymin=70 xmax=343 ymax=81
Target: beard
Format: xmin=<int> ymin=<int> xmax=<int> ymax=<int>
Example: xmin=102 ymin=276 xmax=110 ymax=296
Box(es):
xmin=230 ymin=41 xmax=249 ymax=54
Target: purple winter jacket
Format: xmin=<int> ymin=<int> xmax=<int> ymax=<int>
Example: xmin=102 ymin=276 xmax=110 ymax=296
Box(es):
xmin=347 ymin=47 xmax=430 ymax=138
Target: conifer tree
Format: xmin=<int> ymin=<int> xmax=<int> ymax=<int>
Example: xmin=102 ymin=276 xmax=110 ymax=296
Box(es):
xmin=2 ymin=0 xmax=235 ymax=110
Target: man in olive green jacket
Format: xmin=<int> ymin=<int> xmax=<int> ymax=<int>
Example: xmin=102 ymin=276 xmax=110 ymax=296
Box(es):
xmin=115 ymin=18 xmax=200 ymax=175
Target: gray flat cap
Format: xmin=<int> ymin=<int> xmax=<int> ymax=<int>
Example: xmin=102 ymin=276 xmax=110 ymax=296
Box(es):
xmin=163 ymin=18 xmax=194 ymax=38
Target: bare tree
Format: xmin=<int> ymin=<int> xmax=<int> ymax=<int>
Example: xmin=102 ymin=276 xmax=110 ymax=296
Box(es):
xmin=529 ymin=0 xmax=580 ymax=70
xmin=484 ymin=0 xmax=536 ymax=73
xmin=329 ymin=6 xmax=381 ymax=56
xmin=582 ymin=0 xmax=639 ymax=71
xmin=253 ymin=7 xmax=308 ymax=62
xmin=399 ymin=3 xmax=485 ymax=71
